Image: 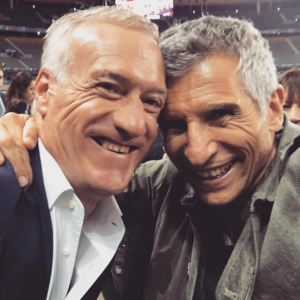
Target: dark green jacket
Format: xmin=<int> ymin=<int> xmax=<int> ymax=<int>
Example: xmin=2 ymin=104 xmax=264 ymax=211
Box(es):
xmin=116 ymin=116 xmax=300 ymax=300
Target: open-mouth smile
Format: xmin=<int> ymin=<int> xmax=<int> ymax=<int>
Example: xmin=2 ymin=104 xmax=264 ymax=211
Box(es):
xmin=194 ymin=159 xmax=238 ymax=180
xmin=91 ymin=137 xmax=137 ymax=154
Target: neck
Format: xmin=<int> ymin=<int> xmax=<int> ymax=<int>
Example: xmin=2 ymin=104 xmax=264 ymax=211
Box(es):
xmin=216 ymin=192 xmax=251 ymax=243
xmin=74 ymin=188 xmax=100 ymax=218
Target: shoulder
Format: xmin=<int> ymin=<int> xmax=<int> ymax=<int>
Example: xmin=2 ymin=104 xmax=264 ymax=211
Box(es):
xmin=15 ymin=99 xmax=28 ymax=108
xmin=10 ymin=100 xmax=28 ymax=114
xmin=0 ymin=157 xmax=22 ymax=197
xmin=134 ymin=159 xmax=179 ymax=188
xmin=122 ymin=158 xmax=183 ymax=203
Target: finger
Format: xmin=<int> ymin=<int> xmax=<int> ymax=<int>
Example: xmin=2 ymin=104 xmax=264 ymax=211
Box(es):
xmin=23 ymin=117 xmax=38 ymax=149
xmin=0 ymin=151 xmax=4 ymax=165
xmin=1 ymin=113 xmax=30 ymax=143
xmin=15 ymin=143 xmax=33 ymax=186
xmin=0 ymin=133 xmax=32 ymax=186
xmin=0 ymin=113 xmax=32 ymax=186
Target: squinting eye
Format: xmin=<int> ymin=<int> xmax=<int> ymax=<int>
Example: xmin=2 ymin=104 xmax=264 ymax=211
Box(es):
xmin=143 ymin=99 xmax=159 ymax=106
xmin=210 ymin=109 xmax=233 ymax=120
xmin=96 ymin=83 xmax=117 ymax=93
xmin=283 ymin=104 xmax=290 ymax=110
xmin=161 ymin=120 xmax=187 ymax=134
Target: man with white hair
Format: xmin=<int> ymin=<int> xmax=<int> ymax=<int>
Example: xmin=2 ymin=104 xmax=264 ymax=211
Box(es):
xmin=1 ymin=15 xmax=300 ymax=300
xmin=0 ymin=6 xmax=166 ymax=300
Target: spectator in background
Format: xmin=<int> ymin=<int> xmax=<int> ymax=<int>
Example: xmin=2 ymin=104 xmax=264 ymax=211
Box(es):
xmin=279 ymin=68 xmax=300 ymax=125
xmin=5 ymin=72 xmax=35 ymax=115
xmin=0 ymin=67 xmax=5 ymax=117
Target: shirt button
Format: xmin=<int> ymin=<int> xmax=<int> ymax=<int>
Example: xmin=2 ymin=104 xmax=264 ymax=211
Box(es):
xmin=187 ymin=262 xmax=191 ymax=277
xmin=68 ymin=200 xmax=75 ymax=210
xmin=62 ymin=247 xmax=71 ymax=256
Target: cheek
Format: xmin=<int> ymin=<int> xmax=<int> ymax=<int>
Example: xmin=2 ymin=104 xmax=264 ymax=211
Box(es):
xmin=218 ymin=123 xmax=263 ymax=151
xmin=146 ymin=117 xmax=160 ymax=142
xmin=164 ymin=135 xmax=185 ymax=161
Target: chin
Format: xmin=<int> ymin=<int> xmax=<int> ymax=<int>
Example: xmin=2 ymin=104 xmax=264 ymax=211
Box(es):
xmin=197 ymin=193 xmax=238 ymax=207
xmin=92 ymin=175 xmax=131 ymax=196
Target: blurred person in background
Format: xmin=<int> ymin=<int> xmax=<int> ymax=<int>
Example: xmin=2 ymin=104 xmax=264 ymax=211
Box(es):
xmin=5 ymin=71 xmax=35 ymax=115
xmin=278 ymin=68 xmax=300 ymax=125
xmin=0 ymin=67 xmax=5 ymax=117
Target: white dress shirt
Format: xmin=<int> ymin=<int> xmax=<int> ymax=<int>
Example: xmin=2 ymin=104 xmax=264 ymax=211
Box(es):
xmin=38 ymin=139 xmax=125 ymax=300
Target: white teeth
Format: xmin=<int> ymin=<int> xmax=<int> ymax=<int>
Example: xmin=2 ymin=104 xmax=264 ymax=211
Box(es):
xmin=101 ymin=141 xmax=130 ymax=154
xmin=203 ymin=171 xmax=209 ymax=177
xmin=196 ymin=161 xmax=234 ymax=178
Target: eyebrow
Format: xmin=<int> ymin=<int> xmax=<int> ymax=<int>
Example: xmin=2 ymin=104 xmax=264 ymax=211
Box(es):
xmin=91 ymin=70 xmax=167 ymax=95
xmin=159 ymin=102 xmax=240 ymax=123
xmin=158 ymin=113 xmax=183 ymax=125
xmin=91 ymin=71 xmax=130 ymax=86
xmin=203 ymin=103 xmax=240 ymax=113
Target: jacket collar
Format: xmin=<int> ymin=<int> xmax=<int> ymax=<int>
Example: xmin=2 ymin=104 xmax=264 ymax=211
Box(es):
xmin=24 ymin=145 xmax=53 ymax=284
xmin=252 ymin=115 xmax=300 ymax=206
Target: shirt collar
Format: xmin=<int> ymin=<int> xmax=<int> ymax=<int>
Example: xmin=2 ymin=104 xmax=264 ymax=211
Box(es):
xmin=252 ymin=114 xmax=300 ymax=205
xmin=38 ymin=139 xmax=123 ymax=220
xmin=39 ymin=139 xmax=73 ymax=210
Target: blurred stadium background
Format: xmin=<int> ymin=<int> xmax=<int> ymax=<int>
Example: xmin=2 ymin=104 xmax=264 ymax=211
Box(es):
xmin=0 ymin=0 xmax=300 ymax=91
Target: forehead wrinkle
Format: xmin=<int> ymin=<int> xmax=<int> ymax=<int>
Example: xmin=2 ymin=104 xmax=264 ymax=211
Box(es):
xmin=87 ymin=46 xmax=162 ymax=71
xmin=147 ymin=87 xmax=167 ymax=95
xmin=168 ymin=79 xmax=237 ymax=95
xmin=166 ymin=90 xmax=240 ymax=106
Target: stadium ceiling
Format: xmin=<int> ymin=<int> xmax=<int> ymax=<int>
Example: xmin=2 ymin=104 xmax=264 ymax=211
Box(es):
xmin=9 ymin=0 xmax=107 ymax=5
xmin=10 ymin=0 xmax=298 ymax=5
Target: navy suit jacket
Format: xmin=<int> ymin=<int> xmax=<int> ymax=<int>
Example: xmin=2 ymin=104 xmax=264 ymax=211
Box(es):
xmin=0 ymin=146 xmax=111 ymax=300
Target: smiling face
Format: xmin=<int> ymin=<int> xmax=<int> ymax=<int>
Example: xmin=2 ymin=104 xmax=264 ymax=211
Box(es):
xmin=160 ymin=54 xmax=284 ymax=206
xmin=36 ymin=21 xmax=167 ymax=198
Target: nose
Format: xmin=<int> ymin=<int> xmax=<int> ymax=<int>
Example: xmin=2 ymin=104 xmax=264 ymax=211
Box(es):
xmin=287 ymin=104 xmax=300 ymax=126
xmin=113 ymin=95 xmax=146 ymax=139
xmin=184 ymin=122 xmax=218 ymax=167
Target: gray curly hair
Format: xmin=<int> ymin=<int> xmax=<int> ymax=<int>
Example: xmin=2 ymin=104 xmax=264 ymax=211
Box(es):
xmin=159 ymin=16 xmax=278 ymax=115
xmin=42 ymin=6 xmax=159 ymax=85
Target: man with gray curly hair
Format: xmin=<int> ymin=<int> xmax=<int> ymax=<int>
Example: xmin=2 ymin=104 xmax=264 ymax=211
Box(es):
xmin=1 ymin=14 xmax=300 ymax=300
xmin=117 ymin=15 xmax=296 ymax=300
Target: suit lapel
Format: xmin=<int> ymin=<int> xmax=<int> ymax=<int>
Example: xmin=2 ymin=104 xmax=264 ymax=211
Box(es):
xmin=28 ymin=146 xmax=53 ymax=283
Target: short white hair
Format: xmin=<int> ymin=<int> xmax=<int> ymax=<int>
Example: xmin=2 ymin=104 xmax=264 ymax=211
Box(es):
xmin=159 ymin=16 xmax=278 ymax=115
xmin=41 ymin=6 xmax=159 ymax=85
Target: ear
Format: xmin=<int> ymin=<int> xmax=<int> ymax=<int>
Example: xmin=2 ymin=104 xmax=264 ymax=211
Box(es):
xmin=268 ymin=84 xmax=285 ymax=132
xmin=35 ymin=68 xmax=51 ymax=117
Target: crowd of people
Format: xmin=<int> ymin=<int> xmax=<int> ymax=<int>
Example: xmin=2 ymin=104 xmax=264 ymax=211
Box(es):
xmin=0 ymin=5 xmax=300 ymax=300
